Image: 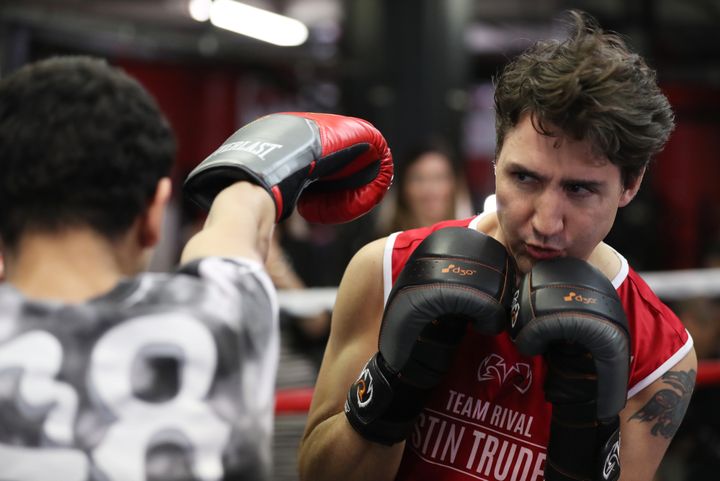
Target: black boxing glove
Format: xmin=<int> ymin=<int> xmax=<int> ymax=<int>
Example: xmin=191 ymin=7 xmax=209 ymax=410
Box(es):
xmin=184 ymin=112 xmax=393 ymax=223
xmin=509 ymin=257 xmax=631 ymax=481
xmin=345 ymin=227 xmax=516 ymax=445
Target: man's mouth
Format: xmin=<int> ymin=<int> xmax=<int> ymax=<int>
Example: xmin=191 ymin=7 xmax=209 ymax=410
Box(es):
xmin=525 ymin=243 xmax=563 ymax=260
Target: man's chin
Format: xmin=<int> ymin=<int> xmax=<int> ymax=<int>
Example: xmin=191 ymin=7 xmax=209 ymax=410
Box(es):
xmin=514 ymin=252 xmax=566 ymax=275
xmin=513 ymin=254 xmax=534 ymax=275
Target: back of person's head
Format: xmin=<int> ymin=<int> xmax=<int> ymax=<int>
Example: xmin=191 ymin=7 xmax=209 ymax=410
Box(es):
xmin=0 ymin=56 xmax=176 ymax=251
xmin=493 ymin=10 xmax=675 ymax=188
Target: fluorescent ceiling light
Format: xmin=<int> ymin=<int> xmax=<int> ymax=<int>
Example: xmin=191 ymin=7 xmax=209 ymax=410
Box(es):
xmin=189 ymin=0 xmax=212 ymax=22
xmin=209 ymin=0 xmax=309 ymax=47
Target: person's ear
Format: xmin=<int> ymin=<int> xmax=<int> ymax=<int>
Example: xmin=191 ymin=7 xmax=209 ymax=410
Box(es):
xmin=139 ymin=177 xmax=173 ymax=248
xmin=618 ymin=168 xmax=645 ymax=208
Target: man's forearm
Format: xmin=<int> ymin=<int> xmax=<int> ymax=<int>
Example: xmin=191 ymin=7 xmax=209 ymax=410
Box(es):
xmin=299 ymin=412 xmax=404 ymax=481
xmin=180 ymin=182 xmax=275 ymax=264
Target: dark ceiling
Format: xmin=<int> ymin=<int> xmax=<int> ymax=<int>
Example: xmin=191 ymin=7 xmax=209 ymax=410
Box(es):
xmin=1 ymin=0 xmax=719 ymax=83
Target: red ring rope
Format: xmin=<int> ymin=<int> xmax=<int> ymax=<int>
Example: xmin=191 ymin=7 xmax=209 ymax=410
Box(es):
xmin=275 ymin=360 xmax=720 ymax=415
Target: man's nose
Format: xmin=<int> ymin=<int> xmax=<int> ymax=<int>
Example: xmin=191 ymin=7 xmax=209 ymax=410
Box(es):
xmin=531 ymin=192 xmax=564 ymax=239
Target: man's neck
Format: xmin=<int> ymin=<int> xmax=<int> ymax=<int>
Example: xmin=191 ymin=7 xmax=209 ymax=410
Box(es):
xmin=4 ymin=229 xmax=139 ymax=303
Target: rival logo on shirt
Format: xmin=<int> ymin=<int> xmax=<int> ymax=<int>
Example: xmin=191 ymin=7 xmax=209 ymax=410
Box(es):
xmin=477 ymin=354 xmax=532 ymax=394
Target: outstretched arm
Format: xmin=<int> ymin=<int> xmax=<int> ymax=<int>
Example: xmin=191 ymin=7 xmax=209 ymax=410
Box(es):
xmin=181 ymin=182 xmax=275 ymax=264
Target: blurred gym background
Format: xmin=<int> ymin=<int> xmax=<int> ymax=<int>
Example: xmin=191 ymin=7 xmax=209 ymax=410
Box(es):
xmin=2 ymin=1 xmax=719 ymax=480
xmin=3 ymin=0 xmax=718 ymax=271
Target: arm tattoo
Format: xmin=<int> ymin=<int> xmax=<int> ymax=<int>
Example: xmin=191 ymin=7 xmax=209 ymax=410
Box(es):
xmin=630 ymin=369 xmax=696 ymax=439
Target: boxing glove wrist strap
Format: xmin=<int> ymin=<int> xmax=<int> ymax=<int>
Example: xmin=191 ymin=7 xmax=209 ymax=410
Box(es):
xmin=547 ymin=405 xmax=621 ymax=481
xmin=344 ymin=352 xmax=428 ymax=445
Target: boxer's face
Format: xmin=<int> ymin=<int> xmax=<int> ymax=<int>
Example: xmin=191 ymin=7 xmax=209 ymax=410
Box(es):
xmin=494 ymin=113 xmax=641 ymax=274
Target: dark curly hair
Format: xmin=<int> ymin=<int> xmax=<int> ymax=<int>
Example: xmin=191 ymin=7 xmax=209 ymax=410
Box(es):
xmin=493 ymin=10 xmax=675 ymax=187
xmin=0 ymin=56 xmax=176 ymax=250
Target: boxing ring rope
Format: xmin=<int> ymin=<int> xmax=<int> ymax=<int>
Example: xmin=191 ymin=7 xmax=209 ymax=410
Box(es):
xmin=274 ymin=267 xmax=720 ymax=414
xmin=276 ymin=269 xmax=720 ymax=317
xmin=274 ymin=361 xmax=720 ymax=414
xmin=275 ymin=387 xmax=315 ymax=414
xmin=641 ymin=268 xmax=720 ymax=301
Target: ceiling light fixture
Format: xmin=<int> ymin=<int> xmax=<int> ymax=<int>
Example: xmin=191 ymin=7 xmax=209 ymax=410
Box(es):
xmin=205 ymin=0 xmax=309 ymax=47
xmin=189 ymin=0 xmax=212 ymax=22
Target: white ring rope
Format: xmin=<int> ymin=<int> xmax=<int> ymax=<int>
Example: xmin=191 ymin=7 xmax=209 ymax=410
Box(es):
xmin=276 ymin=268 xmax=720 ymax=317
xmin=641 ymin=268 xmax=720 ymax=301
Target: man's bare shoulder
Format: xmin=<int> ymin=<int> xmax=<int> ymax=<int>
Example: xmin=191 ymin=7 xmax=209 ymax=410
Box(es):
xmin=352 ymin=236 xmax=388 ymax=268
xmin=333 ymin=237 xmax=387 ymax=316
xmin=473 ymin=211 xmax=502 ymax=241
xmin=588 ymin=242 xmax=624 ymax=282
xmin=322 ymin=236 xmax=387 ymax=358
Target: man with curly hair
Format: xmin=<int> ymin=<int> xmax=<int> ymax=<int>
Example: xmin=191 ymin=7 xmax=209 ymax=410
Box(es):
xmin=299 ymin=11 xmax=696 ymax=481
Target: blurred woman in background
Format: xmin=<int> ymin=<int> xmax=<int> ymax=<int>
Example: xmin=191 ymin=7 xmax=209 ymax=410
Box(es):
xmin=378 ymin=142 xmax=473 ymax=235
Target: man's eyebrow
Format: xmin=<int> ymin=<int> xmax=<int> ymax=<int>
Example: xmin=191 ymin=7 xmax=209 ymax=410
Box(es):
xmin=503 ymin=161 xmax=544 ymax=177
xmin=504 ymin=161 xmax=606 ymax=190
xmin=503 ymin=161 xmax=552 ymax=184
xmin=560 ymin=179 xmax=605 ymax=190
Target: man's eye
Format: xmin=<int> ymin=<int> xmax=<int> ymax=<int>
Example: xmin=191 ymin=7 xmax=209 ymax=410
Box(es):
xmin=567 ymin=184 xmax=593 ymax=196
xmin=514 ymin=172 xmax=532 ymax=183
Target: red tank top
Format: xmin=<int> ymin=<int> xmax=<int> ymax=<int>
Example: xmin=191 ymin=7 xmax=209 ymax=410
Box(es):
xmin=383 ymin=216 xmax=692 ymax=481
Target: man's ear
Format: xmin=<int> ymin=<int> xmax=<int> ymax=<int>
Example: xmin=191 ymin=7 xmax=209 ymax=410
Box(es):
xmin=618 ymin=168 xmax=646 ymax=208
xmin=139 ymin=177 xmax=173 ymax=248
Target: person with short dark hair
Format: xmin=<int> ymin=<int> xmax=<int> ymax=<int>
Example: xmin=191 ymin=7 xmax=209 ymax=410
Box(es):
xmin=0 ymin=56 xmax=392 ymax=480
xmin=299 ymin=11 xmax=696 ymax=481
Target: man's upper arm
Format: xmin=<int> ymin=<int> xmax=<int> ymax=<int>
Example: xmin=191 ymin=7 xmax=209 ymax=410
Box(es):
xmin=618 ymin=347 xmax=698 ymax=481
xmin=301 ymin=237 xmax=387 ymax=440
